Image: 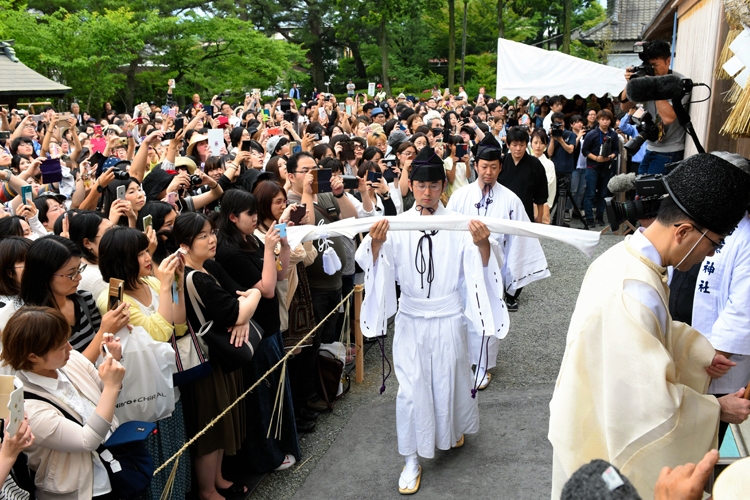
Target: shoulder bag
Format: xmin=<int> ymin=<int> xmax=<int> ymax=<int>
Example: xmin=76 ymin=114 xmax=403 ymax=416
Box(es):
xmin=185 ymin=270 xmax=263 ymax=373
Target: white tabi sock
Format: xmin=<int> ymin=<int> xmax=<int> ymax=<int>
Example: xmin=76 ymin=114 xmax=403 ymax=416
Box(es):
xmin=399 ymin=453 xmax=420 ymax=488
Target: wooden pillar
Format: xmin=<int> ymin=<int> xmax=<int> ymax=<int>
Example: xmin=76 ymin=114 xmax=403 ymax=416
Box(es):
xmin=354 ymin=284 xmax=364 ymax=384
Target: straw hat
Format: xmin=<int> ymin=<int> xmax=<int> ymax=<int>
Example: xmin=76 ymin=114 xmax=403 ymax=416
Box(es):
xmin=186 ymin=133 xmax=208 ymax=157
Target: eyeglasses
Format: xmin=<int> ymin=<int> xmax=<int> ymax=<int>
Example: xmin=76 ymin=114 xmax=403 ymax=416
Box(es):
xmin=195 ymin=229 xmax=219 ymax=240
xmin=54 ymin=263 xmax=87 ymax=281
xmin=401 ymin=152 xmax=416 ymax=158
xmin=674 ymin=224 xmax=724 ymax=250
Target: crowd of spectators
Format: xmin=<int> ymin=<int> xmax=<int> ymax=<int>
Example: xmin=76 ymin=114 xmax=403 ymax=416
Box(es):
xmin=0 ymin=83 xmax=645 ymax=499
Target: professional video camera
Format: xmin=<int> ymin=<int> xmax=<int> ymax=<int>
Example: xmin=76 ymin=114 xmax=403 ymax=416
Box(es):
xmin=630 ymin=41 xmax=655 ymax=79
xmin=550 ymin=121 xmax=564 ymax=137
xmin=605 ymin=172 xmax=670 ymax=231
xmin=623 ymin=111 xmax=659 ymax=155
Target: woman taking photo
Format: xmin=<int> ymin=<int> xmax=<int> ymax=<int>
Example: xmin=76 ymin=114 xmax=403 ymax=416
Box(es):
xmin=215 ymin=190 xmax=300 ymax=473
xmin=10 ymin=236 xmax=130 ymax=364
xmin=172 ymin=212 xmax=261 ymax=499
xmin=96 ymin=226 xmax=191 ymax=500
xmin=3 ymin=306 xmax=124 ymax=500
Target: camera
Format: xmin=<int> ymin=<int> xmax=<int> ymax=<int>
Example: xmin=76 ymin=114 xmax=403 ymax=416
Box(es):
xmin=623 ymin=111 xmax=659 ymax=155
xmin=189 ymin=174 xmax=202 ymax=186
xmin=550 ymin=121 xmax=564 ymax=137
xmin=629 ymin=41 xmax=655 ymax=79
xmin=112 ymin=170 xmax=130 ymax=180
xmin=605 ymin=173 xmax=669 ymax=230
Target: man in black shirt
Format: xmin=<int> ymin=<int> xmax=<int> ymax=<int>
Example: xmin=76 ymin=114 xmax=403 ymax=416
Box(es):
xmin=498 ymin=126 xmax=549 ymax=222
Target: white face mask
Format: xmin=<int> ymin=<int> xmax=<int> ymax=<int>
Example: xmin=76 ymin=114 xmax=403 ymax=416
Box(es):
xmin=674 ymin=229 xmax=707 ymax=271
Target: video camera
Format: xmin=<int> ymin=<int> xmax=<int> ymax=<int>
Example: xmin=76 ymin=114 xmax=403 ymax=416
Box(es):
xmin=550 ymin=121 xmax=564 ymax=137
xmin=623 ymin=111 xmax=659 ymax=155
xmin=630 ymin=41 xmax=655 ymax=79
xmin=605 ymin=172 xmax=671 ymax=230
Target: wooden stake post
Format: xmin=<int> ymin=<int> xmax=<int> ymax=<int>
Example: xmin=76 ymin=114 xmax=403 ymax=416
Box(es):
xmin=354 ymin=284 xmax=364 ymax=383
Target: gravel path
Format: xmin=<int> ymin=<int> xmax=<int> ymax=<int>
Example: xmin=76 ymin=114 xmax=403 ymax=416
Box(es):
xmin=249 ymin=225 xmax=624 ymax=499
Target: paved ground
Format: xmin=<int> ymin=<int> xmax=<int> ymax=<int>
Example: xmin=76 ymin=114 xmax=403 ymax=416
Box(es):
xmin=248 ymin=223 xmax=623 ymax=499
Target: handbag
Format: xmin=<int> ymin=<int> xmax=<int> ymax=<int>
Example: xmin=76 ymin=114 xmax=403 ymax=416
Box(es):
xmin=23 ymin=392 xmax=155 ymax=500
xmin=115 ymin=325 xmax=177 ymax=422
xmin=185 ymin=270 xmax=263 ymax=373
xmin=171 ymin=317 xmax=212 ymax=387
xmin=316 ymin=343 xmax=351 ymax=411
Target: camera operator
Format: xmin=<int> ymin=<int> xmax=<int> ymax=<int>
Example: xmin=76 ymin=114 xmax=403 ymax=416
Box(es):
xmin=550 ymin=153 xmax=750 ymax=499
xmin=621 ymin=40 xmax=689 ymax=175
xmin=546 ymin=112 xmax=578 ymax=222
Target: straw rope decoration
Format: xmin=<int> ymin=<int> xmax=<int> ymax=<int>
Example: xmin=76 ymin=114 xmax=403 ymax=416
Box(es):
xmin=155 ymin=287 xmax=358 ymax=495
xmin=719 ymin=0 xmax=750 ymax=137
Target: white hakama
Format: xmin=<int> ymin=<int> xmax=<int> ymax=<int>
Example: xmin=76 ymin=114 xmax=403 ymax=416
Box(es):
xmin=356 ymin=204 xmax=508 ymax=458
xmin=447 ymin=182 xmax=549 ymax=369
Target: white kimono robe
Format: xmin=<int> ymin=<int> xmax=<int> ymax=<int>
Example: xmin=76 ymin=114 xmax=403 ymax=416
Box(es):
xmin=447 ymin=181 xmax=550 ymax=369
xmin=355 ymin=204 xmax=508 ymax=459
xmin=693 ymin=214 xmax=750 ymax=395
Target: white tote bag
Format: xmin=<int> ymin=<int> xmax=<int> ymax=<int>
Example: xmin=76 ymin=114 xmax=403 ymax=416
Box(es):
xmin=114 ymin=325 xmax=177 ymax=423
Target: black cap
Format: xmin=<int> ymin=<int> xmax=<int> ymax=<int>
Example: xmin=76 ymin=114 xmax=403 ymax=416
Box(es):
xmin=476 ymin=134 xmax=504 ymax=161
xmin=409 ymin=146 xmax=446 ymax=182
xmin=662 ymin=153 xmax=750 ymax=235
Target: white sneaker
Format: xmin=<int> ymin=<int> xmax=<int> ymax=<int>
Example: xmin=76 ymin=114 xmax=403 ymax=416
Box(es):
xmin=274 ymin=454 xmax=296 ymax=471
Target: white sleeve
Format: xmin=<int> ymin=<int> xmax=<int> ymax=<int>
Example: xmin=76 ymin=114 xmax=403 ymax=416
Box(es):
xmin=27 ymin=215 xmax=48 ymax=239
xmin=462 ymin=237 xmax=509 ymax=339
xmin=355 ymin=235 xmax=397 ymax=338
xmin=388 ymin=182 xmax=403 ymax=214
xmin=346 ymin=192 xmax=375 ymax=218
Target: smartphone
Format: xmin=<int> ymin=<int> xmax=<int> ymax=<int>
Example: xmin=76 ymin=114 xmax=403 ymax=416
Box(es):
xmin=21 ymin=185 xmax=32 ymax=206
xmin=382 ymin=167 xmax=397 ymax=182
xmin=108 ymin=278 xmax=124 ymax=310
xmin=0 ymin=131 xmax=10 ymax=140
xmin=289 ymin=204 xmax=306 ymax=225
xmin=134 ymin=116 xmax=144 ymax=125
xmin=167 ymin=191 xmax=178 ymax=206
xmin=274 ymin=222 xmax=287 ymax=238
xmin=32 ymin=114 xmax=42 ymax=123
xmin=262 ymin=109 xmax=271 ymax=118
xmin=311 ymin=168 xmax=332 ymax=194
xmin=346 ymin=105 xmax=352 ymax=115
xmin=341 ymin=175 xmax=359 ymax=189
xmin=318 ymin=107 xmax=327 ymax=121
xmin=241 ymin=140 xmax=252 ymax=152
xmin=174 ymin=117 xmax=184 ymax=133
xmin=267 ymin=127 xmax=281 ymax=136
xmin=455 ymin=143 xmax=469 ymax=158
xmin=143 ymin=214 xmax=153 ymax=231
xmin=367 ymin=171 xmax=382 ymax=183
xmin=168 ymin=78 xmax=175 ymax=89
xmin=40 ymin=158 xmax=63 ymax=184
xmin=168 ymin=109 xmax=176 ymax=119
xmin=289 ymin=141 xmax=300 ymax=154
xmin=338 ymin=103 xmax=346 ymax=112
xmin=116 ymin=185 xmax=126 ymax=200
xmin=93 ymin=124 xmax=103 ymax=135
xmin=101 ymin=343 xmax=110 ymax=358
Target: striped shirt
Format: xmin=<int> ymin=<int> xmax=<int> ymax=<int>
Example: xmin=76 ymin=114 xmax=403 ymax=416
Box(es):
xmin=69 ymin=291 xmax=102 ymax=352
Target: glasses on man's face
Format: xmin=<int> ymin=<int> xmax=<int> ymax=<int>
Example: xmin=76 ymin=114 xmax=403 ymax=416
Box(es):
xmin=195 ymin=229 xmax=219 ymax=241
xmin=54 ymin=263 xmax=87 ymax=281
xmin=674 ymin=224 xmax=724 ymax=250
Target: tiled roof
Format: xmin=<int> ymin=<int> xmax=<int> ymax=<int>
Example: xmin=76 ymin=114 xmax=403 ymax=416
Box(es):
xmin=577 ymin=0 xmax=662 ymax=42
xmin=0 ymin=48 xmax=70 ymax=98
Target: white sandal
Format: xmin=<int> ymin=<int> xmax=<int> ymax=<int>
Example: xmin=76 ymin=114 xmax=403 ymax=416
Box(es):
xmin=398 ymin=464 xmax=422 ymax=495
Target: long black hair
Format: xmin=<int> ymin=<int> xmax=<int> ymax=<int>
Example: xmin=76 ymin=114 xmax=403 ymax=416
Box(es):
xmin=0 ymin=237 xmax=31 ymax=297
xmin=20 ymin=235 xmax=82 ymax=307
xmin=216 ymin=189 xmax=259 ymax=254
xmin=99 ymin=226 xmax=150 ymax=291
xmin=0 ymin=217 xmax=25 ymax=238
xmin=136 ymin=201 xmax=176 ymax=263
xmin=68 ymin=210 xmax=106 ymax=264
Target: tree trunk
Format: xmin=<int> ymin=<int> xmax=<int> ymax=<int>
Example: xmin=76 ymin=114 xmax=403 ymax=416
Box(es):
xmin=379 ymin=16 xmax=390 ymax=95
xmin=124 ymin=59 xmax=138 ymax=112
xmin=351 ymin=44 xmax=368 ymax=79
xmin=461 ymin=0 xmax=468 ymax=85
xmin=308 ymin=17 xmax=327 ymax=90
xmin=448 ymin=0 xmax=456 ymax=90
xmin=497 ymin=0 xmax=504 ymax=39
xmin=562 ymin=0 xmax=572 ymax=54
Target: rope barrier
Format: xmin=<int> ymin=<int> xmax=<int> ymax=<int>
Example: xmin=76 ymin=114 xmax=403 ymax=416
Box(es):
xmin=153 ymin=287 xmax=357 ymax=477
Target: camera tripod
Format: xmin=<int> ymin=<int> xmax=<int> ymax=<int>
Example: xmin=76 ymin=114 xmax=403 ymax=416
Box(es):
xmin=552 ymin=177 xmax=589 ymax=230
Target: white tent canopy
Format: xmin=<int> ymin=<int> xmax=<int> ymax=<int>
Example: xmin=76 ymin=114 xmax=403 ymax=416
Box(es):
xmin=495 ymin=38 xmax=627 ymax=100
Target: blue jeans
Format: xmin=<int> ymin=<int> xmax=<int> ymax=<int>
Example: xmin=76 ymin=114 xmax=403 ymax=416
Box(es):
xmin=638 ymin=149 xmax=684 ymax=175
xmin=570 ymin=169 xmax=587 ymax=211
xmin=584 ymin=167 xmax=610 ymax=221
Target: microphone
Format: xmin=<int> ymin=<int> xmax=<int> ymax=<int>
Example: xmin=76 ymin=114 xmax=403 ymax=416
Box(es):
xmin=626 ymin=74 xmax=691 ymax=102
xmin=607 ymin=172 xmax=636 ymax=193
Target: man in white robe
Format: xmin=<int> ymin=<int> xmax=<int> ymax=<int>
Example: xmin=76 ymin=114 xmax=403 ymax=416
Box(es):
xmin=548 ymin=153 xmax=750 ymax=499
xmin=692 ymin=153 xmax=750 ymax=448
xmin=448 ymin=134 xmax=549 ymax=389
xmin=355 ymin=146 xmax=508 ymax=494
